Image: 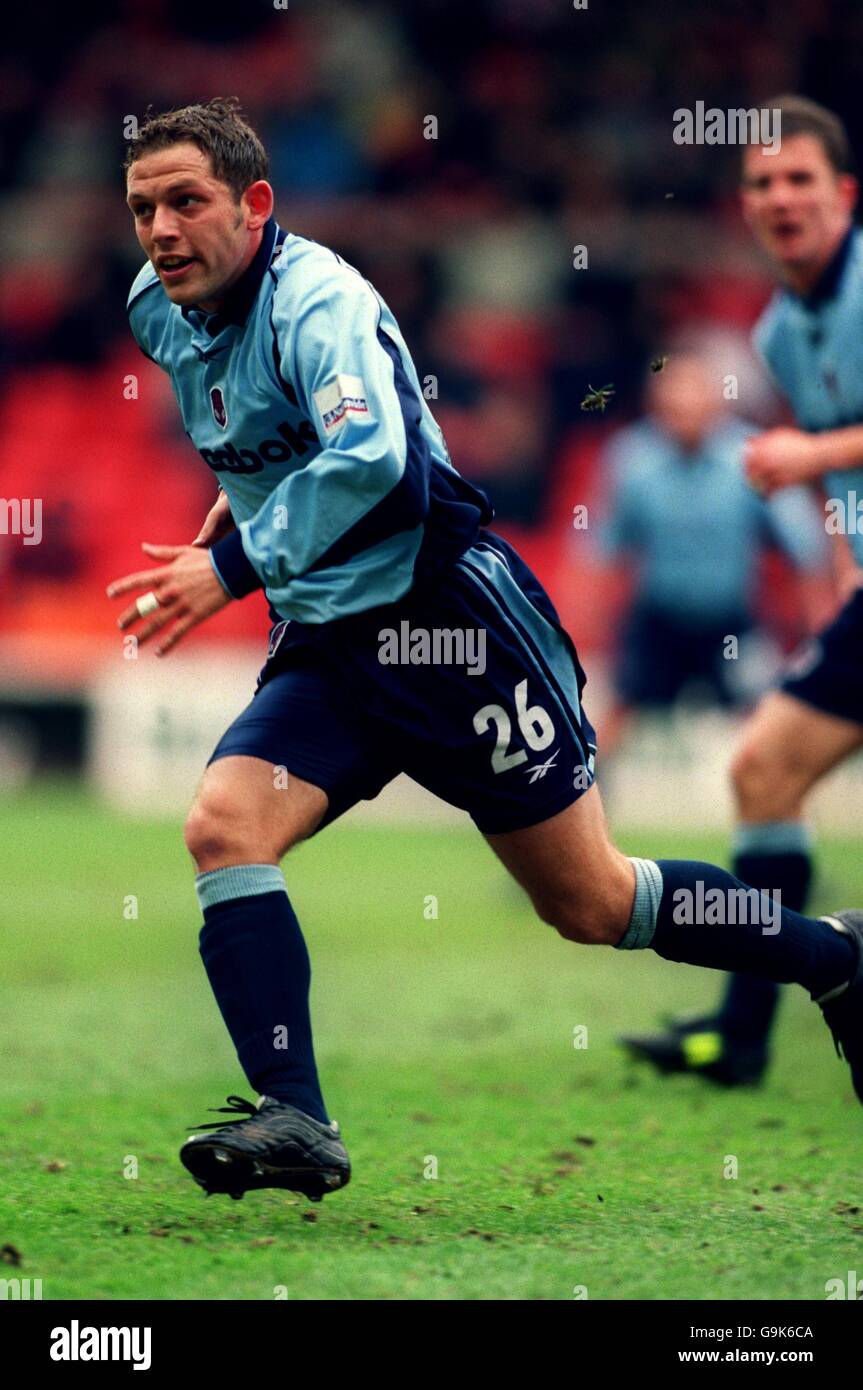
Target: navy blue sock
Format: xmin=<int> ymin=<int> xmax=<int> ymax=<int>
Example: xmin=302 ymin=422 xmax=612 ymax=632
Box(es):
xmin=718 ymin=824 xmax=814 ymax=1043
xmin=618 ymin=857 xmax=853 ymax=1000
xmin=196 ymin=864 xmax=329 ymax=1124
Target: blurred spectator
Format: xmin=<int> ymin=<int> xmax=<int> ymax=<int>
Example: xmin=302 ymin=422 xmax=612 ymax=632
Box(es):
xmin=597 ymin=354 xmax=828 ymax=752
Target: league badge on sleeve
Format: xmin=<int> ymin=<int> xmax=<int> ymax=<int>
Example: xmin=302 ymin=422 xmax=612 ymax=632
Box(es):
xmin=313 ymin=375 xmax=369 ymax=436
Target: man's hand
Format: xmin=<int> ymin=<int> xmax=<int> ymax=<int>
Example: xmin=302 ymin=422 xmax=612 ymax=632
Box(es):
xmin=830 ymin=527 xmax=863 ymax=606
xmin=744 ymin=428 xmax=824 ymax=494
xmin=106 ymin=542 xmax=232 ymax=655
xmin=192 ymin=489 xmax=235 ymax=547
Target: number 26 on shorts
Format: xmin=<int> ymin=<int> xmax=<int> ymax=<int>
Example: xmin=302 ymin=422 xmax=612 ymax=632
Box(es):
xmin=472 ymin=678 xmax=555 ymax=774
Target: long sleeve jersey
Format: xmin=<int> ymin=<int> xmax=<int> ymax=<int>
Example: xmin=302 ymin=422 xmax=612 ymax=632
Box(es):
xmin=127 ymin=218 xmax=493 ymax=624
xmin=753 ymin=226 xmax=863 ymax=566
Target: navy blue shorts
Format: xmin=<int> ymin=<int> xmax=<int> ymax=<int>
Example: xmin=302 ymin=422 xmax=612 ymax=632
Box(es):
xmin=780 ymin=587 xmax=863 ymax=725
xmin=209 ymin=531 xmax=597 ymax=835
xmin=615 ymin=602 xmax=751 ymax=708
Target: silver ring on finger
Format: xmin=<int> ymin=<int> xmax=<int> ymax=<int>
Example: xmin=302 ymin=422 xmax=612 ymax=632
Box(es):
xmin=136 ymin=591 xmax=161 ymax=619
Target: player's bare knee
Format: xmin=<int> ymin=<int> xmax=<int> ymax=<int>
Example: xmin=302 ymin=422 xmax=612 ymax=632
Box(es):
xmin=185 ymin=787 xmax=312 ymax=869
xmin=730 ymin=742 xmax=797 ymax=820
xmin=184 ymin=795 xmax=269 ymax=869
xmin=184 ymin=801 xmax=237 ymax=868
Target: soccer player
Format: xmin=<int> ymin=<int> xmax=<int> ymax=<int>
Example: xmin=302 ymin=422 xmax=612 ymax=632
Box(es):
xmin=622 ymin=95 xmax=863 ymax=1086
xmin=110 ymin=99 xmax=863 ymax=1203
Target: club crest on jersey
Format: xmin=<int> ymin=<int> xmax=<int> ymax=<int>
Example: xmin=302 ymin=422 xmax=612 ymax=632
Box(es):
xmin=209 ymin=386 xmax=228 ymax=429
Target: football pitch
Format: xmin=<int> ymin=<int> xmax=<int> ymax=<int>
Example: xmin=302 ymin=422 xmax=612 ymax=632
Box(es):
xmin=2 ymin=785 xmax=861 ymax=1301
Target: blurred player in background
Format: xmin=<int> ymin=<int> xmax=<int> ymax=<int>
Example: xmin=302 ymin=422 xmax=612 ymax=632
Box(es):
xmin=623 ymin=96 xmax=863 ymax=1086
xmin=600 ymin=351 xmax=826 ymax=758
xmin=107 ymin=100 xmax=863 ymax=1203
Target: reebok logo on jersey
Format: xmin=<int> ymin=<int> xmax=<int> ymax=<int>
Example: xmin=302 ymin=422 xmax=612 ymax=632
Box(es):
xmin=314 ymin=375 xmax=369 ymax=436
xmin=210 ymin=386 xmax=228 ymax=429
xmin=199 ymin=419 xmax=318 ymax=474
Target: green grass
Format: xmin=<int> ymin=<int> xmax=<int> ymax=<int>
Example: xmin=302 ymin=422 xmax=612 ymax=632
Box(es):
xmin=1 ymin=785 xmax=860 ymax=1300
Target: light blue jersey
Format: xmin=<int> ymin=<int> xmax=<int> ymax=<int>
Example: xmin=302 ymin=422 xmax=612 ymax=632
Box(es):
xmin=753 ymin=226 xmax=863 ymax=564
xmin=127 ymin=219 xmax=491 ymax=624
xmin=601 ymin=418 xmax=824 ymax=620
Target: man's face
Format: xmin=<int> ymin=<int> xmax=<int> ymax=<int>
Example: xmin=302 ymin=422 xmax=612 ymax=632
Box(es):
xmin=741 ymin=133 xmax=855 ymax=277
xmin=649 ymin=357 xmax=719 ymax=451
xmin=126 ymin=142 xmax=259 ymax=310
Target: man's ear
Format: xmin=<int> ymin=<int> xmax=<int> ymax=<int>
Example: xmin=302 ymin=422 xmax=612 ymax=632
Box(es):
xmin=242 ymin=180 xmax=274 ymax=229
xmin=839 ymin=172 xmax=859 ymax=217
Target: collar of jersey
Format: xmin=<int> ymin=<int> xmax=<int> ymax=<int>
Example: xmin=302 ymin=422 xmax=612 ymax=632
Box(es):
xmin=792 ymin=224 xmax=856 ymax=311
xmin=181 ymin=217 xmax=285 ymax=340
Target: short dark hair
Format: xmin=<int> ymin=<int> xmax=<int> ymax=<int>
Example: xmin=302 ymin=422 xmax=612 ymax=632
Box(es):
xmin=760 ymin=94 xmax=855 ymax=174
xmin=124 ymin=98 xmax=269 ymax=201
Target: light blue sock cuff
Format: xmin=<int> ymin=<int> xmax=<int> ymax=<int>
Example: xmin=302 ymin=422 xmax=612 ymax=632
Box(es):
xmin=195 ymin=863 xmax=286 ymax=912
xmin=617 ymin=857 xmax=663 ymax=950
xmin=732 ymin=821 xmax=812 ymax=857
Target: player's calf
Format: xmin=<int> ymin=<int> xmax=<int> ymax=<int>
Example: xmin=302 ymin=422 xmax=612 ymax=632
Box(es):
xmin=486 ymin=786 xmax=635 ymax=946
xmin=530 ymin=858 xmax=634 ymax=945
xmin=183 ymin=760 xmax=336 ymax=1155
